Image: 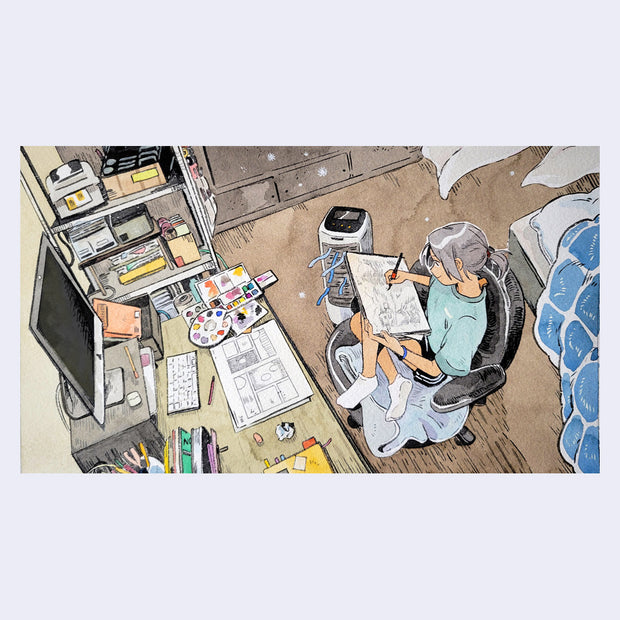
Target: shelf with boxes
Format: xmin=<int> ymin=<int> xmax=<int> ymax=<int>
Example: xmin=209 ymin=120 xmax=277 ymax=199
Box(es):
xmin=50 ymin=146 xmax=185 ymax=231
xmin=83 ymin=229 xmax=216 ymax=305
xmin=23 ymin=146 xmax=220 ymax=309
xmin=50 ymin=181 xmax=186 ymax=233
xmin=77 ymin=193 xmax=215 ymax=303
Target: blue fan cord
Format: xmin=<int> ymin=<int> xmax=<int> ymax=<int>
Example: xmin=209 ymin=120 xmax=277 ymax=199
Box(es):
xmin=316 ymin=287 xmax=330 ymax=306
xmin=308 ymin=247 xmax=332 ymax=268
xmin=321 ymin=251 xmax=346 ymax=278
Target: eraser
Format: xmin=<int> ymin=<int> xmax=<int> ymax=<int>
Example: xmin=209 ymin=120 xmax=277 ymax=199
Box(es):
xmin=256 ymin=270 xmax=278 ymax=288
xmin=302 ymin=437 xmax=317 ymax=450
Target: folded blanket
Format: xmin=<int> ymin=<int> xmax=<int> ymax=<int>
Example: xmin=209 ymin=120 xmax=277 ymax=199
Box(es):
xmin=336 ymin=344 xmax=469 ymax=457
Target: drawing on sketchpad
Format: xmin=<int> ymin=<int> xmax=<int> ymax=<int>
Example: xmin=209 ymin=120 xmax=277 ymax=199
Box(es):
xmin=346 ymin=252 xmax=430 ymax=337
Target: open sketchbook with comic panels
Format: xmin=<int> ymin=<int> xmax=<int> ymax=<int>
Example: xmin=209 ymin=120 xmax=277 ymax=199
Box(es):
xmin=345 ymin=252 xmax=430 ymax=338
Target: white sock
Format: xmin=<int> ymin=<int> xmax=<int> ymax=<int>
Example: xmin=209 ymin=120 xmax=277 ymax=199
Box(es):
xmin=337 ymin=374 xmax=378 ymax=409
xmin=385 ymin=375 xmax=412 ymax=421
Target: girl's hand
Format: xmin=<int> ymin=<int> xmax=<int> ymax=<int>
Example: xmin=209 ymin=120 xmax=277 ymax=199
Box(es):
xmin=364 ymin=319 xmax=401 ymax=351
xmin=377 ymin=330 xmax=402 ymax=352
xmin=363 ymin=319 xmax=388 ymax=345
xmin=384 ymin=269 xmax=408 ymax=285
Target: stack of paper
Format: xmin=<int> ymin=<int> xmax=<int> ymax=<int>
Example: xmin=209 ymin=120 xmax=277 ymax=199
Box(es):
xmin=210 ymin=320 xmax=313 ymax=431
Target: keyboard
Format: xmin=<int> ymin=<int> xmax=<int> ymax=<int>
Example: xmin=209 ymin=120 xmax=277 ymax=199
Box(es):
xmin=167 ymin=351 xmax=200 ymax=414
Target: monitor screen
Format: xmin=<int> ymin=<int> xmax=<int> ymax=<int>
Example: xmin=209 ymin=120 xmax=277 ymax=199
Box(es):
xmin=29 ymin=235 xmax=105 ymax=424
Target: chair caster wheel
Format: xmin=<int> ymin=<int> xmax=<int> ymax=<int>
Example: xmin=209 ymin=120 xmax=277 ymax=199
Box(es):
xmin=347 ymin=414 xmax=362 ymax=429
xmin=455 ymin=426 xmax=476 ymax=446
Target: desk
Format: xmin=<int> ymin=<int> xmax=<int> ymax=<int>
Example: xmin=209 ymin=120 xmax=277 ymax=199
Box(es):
xmin=70 ymin=338 xmax=164 ymax=472
xmin=155 ymin=306 xmax=369 ymax=473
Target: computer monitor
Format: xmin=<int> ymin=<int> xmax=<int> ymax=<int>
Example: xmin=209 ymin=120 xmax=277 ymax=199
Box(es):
xmin=29 ymin=234 xmax=106 ymax=424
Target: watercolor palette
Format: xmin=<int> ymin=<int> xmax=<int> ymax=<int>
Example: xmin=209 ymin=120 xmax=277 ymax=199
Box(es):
xmin=180 ymin=301 xmax=207 ymax=326
xmin=195 ymin=264 xmax=252 ymax=304
xmin=218 ymin=280 xmax=262 ymax=311
xmin=229 ymin=299 xmax=267 ymax=335
xmin=188 ymin=308 xmax=231 ymax=347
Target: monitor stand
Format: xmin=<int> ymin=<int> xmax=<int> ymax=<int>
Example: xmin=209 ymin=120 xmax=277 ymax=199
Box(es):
xmin=104 ymin=367 xmax=125 ymax=406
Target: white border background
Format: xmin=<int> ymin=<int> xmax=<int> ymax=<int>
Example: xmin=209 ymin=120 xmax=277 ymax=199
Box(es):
xmin=4 ymin=1 xmax=617 ymax=618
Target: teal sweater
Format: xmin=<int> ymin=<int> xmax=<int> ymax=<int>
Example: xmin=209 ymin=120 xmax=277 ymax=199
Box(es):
xmin=426 ymin=276 xmax=487 ymax=377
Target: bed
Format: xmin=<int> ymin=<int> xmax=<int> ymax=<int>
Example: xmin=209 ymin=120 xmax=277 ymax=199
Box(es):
xmin=507 ymin=188 xmax=600 ymax=473
xmin=422 ymin=146 xmax=601 ymax=473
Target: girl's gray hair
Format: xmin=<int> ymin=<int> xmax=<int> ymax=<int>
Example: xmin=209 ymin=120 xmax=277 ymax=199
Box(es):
xmin=420 ymin=222 xmax=509 ymax=281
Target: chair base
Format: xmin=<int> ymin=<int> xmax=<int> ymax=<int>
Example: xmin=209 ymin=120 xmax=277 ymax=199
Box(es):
xmin=347 ymin=414 xmax=362 ymax=429
xmin=454 ymin=426 xmax=476 ymax=446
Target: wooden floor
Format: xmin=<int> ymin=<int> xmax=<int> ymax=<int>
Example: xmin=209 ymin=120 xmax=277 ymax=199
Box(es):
xmin=213 ymin=148 xmax=597 ymax=473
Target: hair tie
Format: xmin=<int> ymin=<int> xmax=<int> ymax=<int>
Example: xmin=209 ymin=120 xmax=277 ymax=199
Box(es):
xmin=486 ymin=249 xmax=491 ymax=258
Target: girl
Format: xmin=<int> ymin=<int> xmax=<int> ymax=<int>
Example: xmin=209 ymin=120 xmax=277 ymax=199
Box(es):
xmin=336 ymin=222 xmax=508 ymax=422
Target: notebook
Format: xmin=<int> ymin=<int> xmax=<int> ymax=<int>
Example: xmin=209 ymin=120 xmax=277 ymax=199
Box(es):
xmin=92 ymin=299 xmax=142 ymax=339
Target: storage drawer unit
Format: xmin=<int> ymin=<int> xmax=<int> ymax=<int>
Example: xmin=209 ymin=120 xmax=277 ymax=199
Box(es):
xmin=204 ymin=146 xmax=337 ymax=188
xmin=276 ymin=153 xmax=351 ymax=201
xmin=204 ymin=146 xmax=423 ymax=231
xmin=212 ymin=178 xmax=279 ymax=222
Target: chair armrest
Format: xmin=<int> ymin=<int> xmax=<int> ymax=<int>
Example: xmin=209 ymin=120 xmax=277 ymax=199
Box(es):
xmin=325 ymin=320 xmax=359 ymax=395
xmin=431 ymin=365 xmax=506 ymax=413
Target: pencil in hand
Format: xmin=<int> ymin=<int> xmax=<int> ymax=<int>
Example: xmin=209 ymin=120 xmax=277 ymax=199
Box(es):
xmin=387 ymin=253 xmax=404 ymax=290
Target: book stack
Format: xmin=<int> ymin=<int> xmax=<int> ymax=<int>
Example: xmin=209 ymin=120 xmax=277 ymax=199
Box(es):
xmin=165 ymin=426 xmax=220 ymax=473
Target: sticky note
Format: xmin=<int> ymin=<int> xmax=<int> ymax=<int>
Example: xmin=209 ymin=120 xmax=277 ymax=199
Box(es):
xmin=132 ymin=168 xmax=159 ymax=183
xmin=293 ymin=456 xmax=307 ymax=472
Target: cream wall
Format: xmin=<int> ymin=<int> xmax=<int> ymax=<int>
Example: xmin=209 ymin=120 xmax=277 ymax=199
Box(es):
xmin=20 ymin=148 xmax=80 ymax=473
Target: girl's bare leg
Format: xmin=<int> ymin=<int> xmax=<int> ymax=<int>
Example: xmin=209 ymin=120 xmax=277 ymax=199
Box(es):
xmin=351 ymin=315 xmax=423 ymax=382
xmin=350 ymin=312 xmax=380 ymax=378
xmin=337 ymin=313 xmax=379 ymax=408
xmin=339 ymin=316 xmax=425 ymax=414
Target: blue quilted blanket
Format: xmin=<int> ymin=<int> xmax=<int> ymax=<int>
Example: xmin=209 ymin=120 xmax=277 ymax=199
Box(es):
xmin=535 ymin=216 xmax=599 ymax=473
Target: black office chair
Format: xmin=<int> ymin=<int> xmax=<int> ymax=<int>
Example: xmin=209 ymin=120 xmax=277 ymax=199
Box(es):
xmin=326 ymin=258 xmax=525 ymax=446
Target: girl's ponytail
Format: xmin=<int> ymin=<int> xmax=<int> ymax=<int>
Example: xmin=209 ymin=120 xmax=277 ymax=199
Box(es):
xmin=486 ymin=247 xmax=510 ymax=279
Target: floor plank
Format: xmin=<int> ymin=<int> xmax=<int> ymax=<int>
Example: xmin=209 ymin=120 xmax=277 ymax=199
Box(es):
xmin=213 ymin=149 xmax=589 ymax=473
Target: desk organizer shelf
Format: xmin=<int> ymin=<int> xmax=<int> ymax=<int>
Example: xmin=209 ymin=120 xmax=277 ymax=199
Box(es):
xmin=24 ymin=145 xmax=219 ymax=308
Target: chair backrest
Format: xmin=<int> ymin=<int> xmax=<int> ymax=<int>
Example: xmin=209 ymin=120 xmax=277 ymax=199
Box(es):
xmin=411 ymin=259 xmax=525 ymax=371
xmin=474 ymin=262 xmax=525 ymax=370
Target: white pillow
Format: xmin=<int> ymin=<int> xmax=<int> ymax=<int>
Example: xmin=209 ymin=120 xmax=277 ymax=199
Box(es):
xmin=422 ymin=146 xmax=527 ymax=199
xmin=530 ymin=187 xmax=599 ymax=263
xmin=421 ymin=146 xmax=461 ymax=175
xmin=522 ymin=146 xmax=599 ymax=188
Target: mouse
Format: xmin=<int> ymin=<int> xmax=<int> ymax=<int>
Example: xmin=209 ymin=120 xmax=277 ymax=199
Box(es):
xmin=127 ymin=391 xmax=142 ymax=407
